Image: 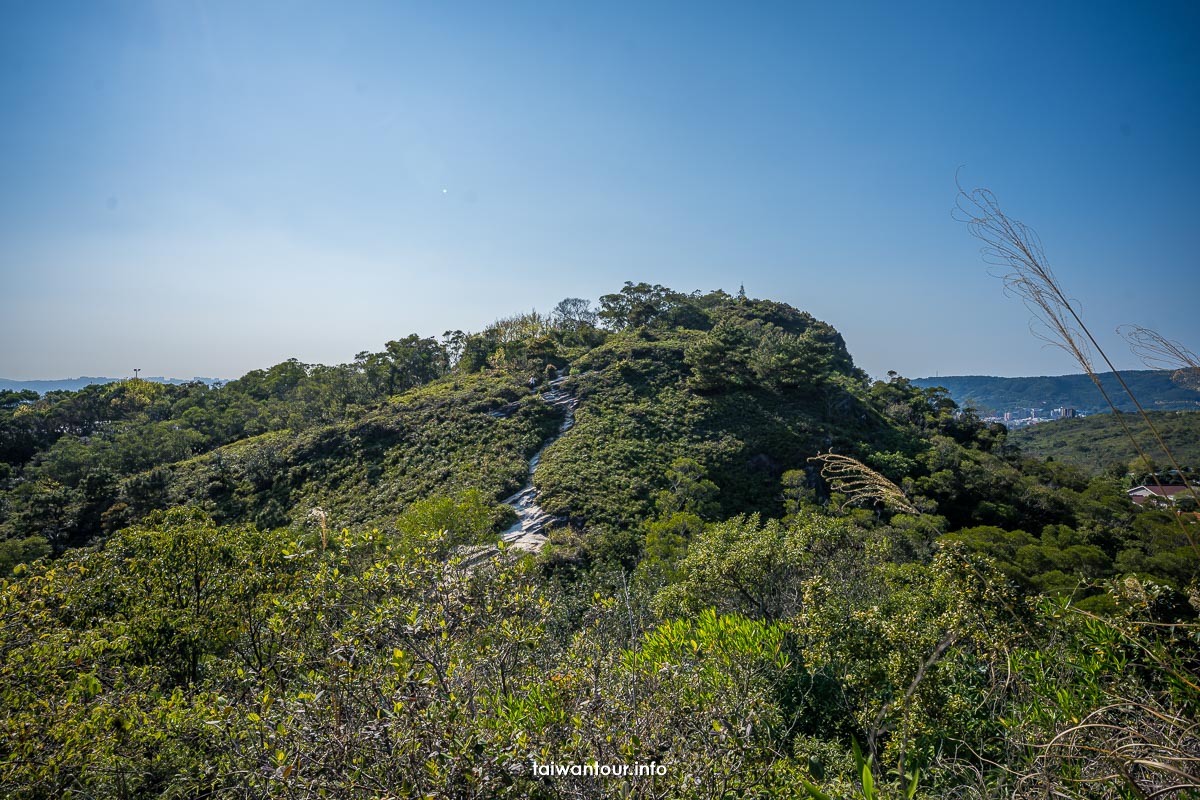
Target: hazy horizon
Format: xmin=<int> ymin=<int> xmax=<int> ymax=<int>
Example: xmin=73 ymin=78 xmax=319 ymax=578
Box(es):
xmin=3 ymin=1 xmax=1198 ymax=382
xmin=0 ymin=359 xmax=1183 ymax=387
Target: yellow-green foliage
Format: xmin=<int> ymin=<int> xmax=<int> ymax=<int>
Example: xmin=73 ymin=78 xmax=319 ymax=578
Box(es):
xmin=1010 ymin=410 xmax=1200 ymax=476
xmin=535 ymin=318 xmax=880 ymax=535
xmin=2 ymin=284 xmax=1199 ymax=798
xmin=1 ymin=504 xmax=1196 ymax=798
xmin=118 ymin=372 xmax=561 ymax=531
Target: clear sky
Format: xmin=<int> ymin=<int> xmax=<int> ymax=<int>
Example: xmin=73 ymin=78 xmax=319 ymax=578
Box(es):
xmin=2 ymin=0 xmax=1198 ymax=381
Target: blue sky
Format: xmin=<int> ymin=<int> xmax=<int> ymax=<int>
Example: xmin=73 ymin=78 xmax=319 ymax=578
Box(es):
xmin=2 ymin=0 xmax=1198 ymax=380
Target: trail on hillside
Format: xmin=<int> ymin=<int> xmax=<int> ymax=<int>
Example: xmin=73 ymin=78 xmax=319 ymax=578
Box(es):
xmin=497 ymin=376 xmax=578 ymax=552
xmin=458 ymin=375 xmax=579 ymax=569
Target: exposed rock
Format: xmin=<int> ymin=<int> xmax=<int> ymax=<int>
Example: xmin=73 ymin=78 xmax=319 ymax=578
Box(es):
xmin=462 ymin=376 xmax=579 ymax=565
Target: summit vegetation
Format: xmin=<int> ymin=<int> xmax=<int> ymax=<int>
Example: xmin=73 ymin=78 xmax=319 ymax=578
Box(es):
xmin=0 ymin=281 xmax=1196 ymax=798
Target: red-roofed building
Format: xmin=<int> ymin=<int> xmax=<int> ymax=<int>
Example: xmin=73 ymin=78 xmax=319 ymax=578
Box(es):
xmin=1128 ymin=484 xmax=1196 ymax=505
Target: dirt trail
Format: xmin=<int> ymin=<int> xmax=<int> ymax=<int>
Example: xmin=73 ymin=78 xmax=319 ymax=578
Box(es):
xmin=458 ymin=375 xmax=578 ymax=568
xmin=497 ymin=376 xmax=577 ymax=552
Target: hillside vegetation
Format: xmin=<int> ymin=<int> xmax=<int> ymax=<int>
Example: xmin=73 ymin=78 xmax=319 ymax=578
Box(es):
xmin=1009 ymin=410 xmax=1200 ymax=476
xmin=0 ymin=376 xmax=224 ymax=395
xmin=912 ymin=370 xmax=1200 ymax=415
xmin=1 ymin=282 xmax=1197 ymax=798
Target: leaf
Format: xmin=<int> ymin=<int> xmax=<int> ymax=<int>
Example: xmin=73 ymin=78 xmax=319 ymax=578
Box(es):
xmin=861 ymin=763 xmax=875 ymax=800
xmin=800 ymin=779 xmax=833 ymax=800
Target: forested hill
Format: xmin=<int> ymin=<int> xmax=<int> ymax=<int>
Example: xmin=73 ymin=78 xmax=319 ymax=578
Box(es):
xmin=2 ymin=279 xmax=1190 ymax=588
xmin=0 ymin=282 xmax=1191 ymax=568
xmin=2 ymin=281 xmax=1197 ymax=798
xmin=911 ymin=369 xmax=1200 ymax=415
xmin=1009 ymin=410 xmax=1200 ymax=476
xmin=0 ymin=375 xmax=224 ymax=395
xmin=1 ymin=284 xmax=888 ymax=553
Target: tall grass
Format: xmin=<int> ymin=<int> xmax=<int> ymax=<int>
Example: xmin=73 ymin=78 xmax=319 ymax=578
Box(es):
xmin=807 ymin=451 xmax=917 ymax=515
xmin=955 ymin=179 xmax=1200 ymax=800
xmin=1121 ymin=325 xmax=1200 ymax=391
xmin=954 ymin=181 xmax=1199 ymax=554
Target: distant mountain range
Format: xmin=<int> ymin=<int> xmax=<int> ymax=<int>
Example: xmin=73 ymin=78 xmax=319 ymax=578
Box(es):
xmin=0 ymin=376 xmax=225 ymax=395
xmin=911 ymin=369 xmax=1200 ymax=415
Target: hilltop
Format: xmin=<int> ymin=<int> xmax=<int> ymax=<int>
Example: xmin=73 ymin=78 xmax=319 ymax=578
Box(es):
xmin=2 ymin=285 xmax=889 ymax=549
xmin=1 ymin=282 xmax=1196 ymax=798
xmin=1 ymin=282 xmax=1189 ymax=570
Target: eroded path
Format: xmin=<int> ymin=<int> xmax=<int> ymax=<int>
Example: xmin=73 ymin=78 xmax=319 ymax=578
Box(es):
xmin=497 ymin=377 xmax=577 ymax=553
xmin=459 ymin=376 xmax=578 ymax=568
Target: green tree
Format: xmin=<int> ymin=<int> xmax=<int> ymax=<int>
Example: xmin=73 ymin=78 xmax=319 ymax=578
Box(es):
xmin=654 ymin=457 xmax=720 ymax=518
xmin=598 ymin=281 xmax=681 ymax=330
xmin=655 ymin=512 xmax=853 ymax=621
xmin=0 ymin=536 xmax=50 ymax=576
xmin=750 ymin=326 xmax=835 ymax=389
xmin=551 ymin=297 xmax=598 ymax=330
xmin=394 ymin=489 xmax=504 ymax=553
xmin=0 ymin=389 xmax=38 ymax=410
xmin=684 ymin=317 xmax=755 ymax=391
